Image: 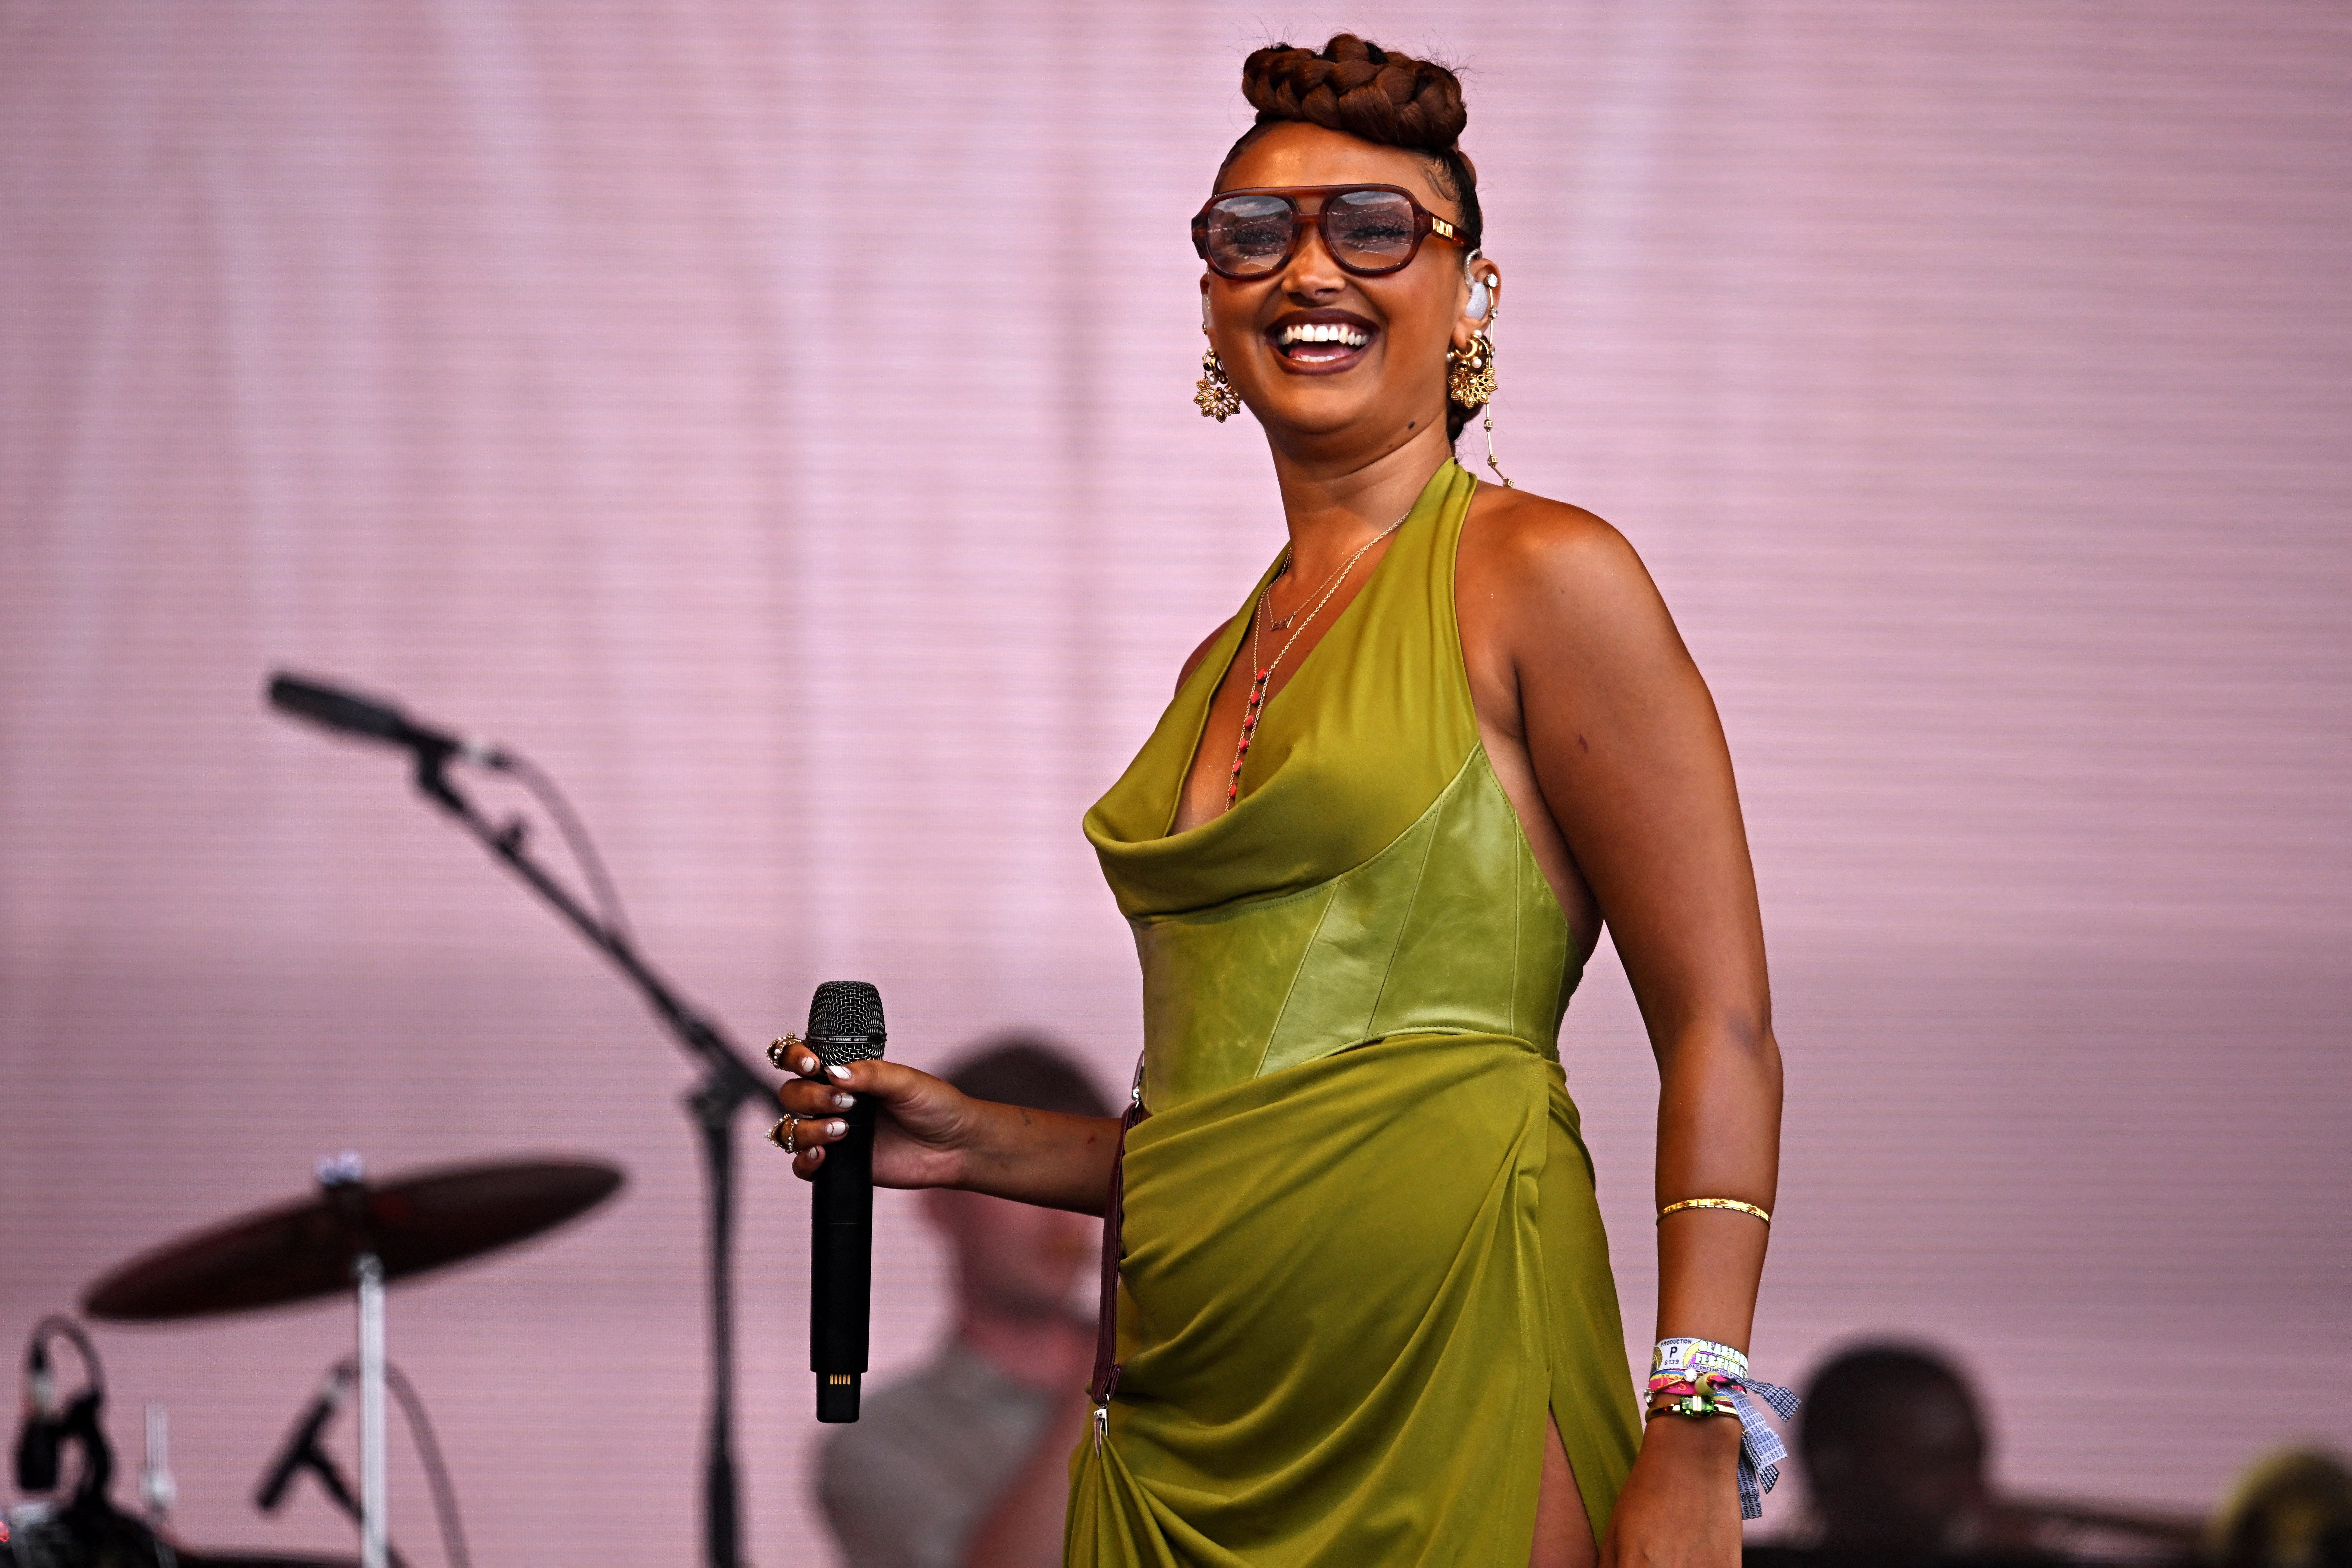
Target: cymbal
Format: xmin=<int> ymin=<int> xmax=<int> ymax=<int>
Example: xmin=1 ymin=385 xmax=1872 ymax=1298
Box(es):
xmin=82 ymin=1157 xmax=624 ymax=1322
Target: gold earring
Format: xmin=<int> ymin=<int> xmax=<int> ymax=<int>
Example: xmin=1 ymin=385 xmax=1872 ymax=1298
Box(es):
xmin=1195 ymin=338 xmax=1241 ymax=422
xmin=1446 ymin=329 xmax=1498 ymax=409
xmin=1447 ymin=317 xmax=1513 ymax=488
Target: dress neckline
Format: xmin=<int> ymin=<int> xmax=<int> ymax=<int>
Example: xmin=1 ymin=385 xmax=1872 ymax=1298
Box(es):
xmin=1160 ymin=462 xmax=1462 ymax=839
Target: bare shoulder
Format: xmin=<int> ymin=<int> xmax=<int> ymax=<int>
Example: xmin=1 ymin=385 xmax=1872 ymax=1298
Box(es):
xmin=1459 ymin=485 xmax=1677 ymax=649
xmin=1175 ymin=622 xmax=1229 ymax=695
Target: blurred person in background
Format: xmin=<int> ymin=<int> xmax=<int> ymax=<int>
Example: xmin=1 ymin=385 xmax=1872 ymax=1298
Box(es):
xmin=1784 ymin=1341 xmax=2208 ymax=1565
xmin=1778 ymin=1344 xmax=2239 ymax=1561
xmin=816 ymin=1038 xmax=1109 ymax=1568
xmin=2210 ymin=1448 xmax=2352 ymax=1568
xmin=1796 ymin=1342 xmax=2003 ymax=1559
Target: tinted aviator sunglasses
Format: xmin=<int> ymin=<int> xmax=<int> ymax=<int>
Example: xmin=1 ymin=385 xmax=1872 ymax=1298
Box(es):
xmin=1192 ymin=184 xmax=1464 ymax=280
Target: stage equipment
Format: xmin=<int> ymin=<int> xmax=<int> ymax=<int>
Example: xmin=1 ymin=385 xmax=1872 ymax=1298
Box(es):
xmin=15 ymin=1317 xmax=104 ymax=1500
xmin=83 ymin=1155 xmax=614 ymax=1568
xmin=264 ymin=669 xmax=774 ymax=1568
xmin=249 ymin=1356 xmax=471 ymax=1568
xmin=0 ymin=1497 xmax=360 ymax=1567
xmin=268 ymin=674 xmax=506 ymax=770
xmin=7 ymin=1317 xmax=360 ymax=1567
xmin=253 ymin=1366 xmax=351 ymax=1515
xmin=82 ymin=1156 xmax=621 ymax=1322
xmin=777 ymin=982 xmax=885 ymax=1422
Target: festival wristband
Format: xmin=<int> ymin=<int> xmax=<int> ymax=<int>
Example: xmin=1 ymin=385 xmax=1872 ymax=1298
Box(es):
xmin=1650 ymin=1338 xmax=1801 ymax=1520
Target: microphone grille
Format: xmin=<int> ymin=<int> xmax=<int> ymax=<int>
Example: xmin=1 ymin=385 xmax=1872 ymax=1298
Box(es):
xmin=805 ymin=981 xmax=886 ymax=1065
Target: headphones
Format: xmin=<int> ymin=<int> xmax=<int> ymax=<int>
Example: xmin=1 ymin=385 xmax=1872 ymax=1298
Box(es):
xmin=16 ymin=1315 xmax=106 ymax=1500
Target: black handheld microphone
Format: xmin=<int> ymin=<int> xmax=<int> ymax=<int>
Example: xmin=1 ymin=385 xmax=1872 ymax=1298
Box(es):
xmin=253 ymin=1364 xmax=351 ymax=1513
xmin=267 ymin=672 xmax=505 ymax=768
xmin=800 ymin=980 xmax=884 ymax=1422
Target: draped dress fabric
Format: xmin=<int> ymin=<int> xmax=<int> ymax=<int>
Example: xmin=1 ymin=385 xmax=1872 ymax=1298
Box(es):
xmin=1072 ymin=461 xmax=1641 ymax=1566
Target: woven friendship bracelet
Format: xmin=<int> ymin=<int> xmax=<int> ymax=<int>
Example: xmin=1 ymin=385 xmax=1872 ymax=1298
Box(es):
xmin=1656 ymin=1197 xmax=1772 ymax=1225
xmin=1650 ymin=1337 xmax=1801 ymax=1520
xmin=1646 ymin=1393 xmax=1738 ymax=1421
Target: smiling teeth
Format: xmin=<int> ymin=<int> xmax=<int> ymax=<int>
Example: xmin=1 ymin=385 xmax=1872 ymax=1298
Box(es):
xmin=1280 ymin=323 xmax=1369 ymax=347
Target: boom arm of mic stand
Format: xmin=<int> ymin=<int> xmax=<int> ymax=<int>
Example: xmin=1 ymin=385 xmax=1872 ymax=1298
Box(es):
xmin=408 ymin=755 xmax=769 ymax=1102
xmin=410 ymin=753 xmax=759 ymax=1568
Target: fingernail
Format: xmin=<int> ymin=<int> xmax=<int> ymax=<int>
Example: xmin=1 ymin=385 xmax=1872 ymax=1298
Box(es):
xmin=799 ymin=1055 xmax=819 ymax=1075
xmin=805 ymin=1146 xmax=825 ymax=1167
xmin=826 ymin=1064 xmax=851 ymax=1082
xmin=825 ymin=1119 xmax=847 ymax=1137
xmin=832 ymin=1092 xmax=854 ymax=1110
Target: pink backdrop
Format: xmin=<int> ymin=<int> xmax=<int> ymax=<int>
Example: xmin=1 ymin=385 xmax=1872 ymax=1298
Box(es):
xmin=4 ymin=3 xmax=2347 ymax=1562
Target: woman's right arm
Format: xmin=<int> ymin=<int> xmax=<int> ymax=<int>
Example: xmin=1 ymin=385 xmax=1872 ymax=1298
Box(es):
xmin=775 ymin=1047 xmax=1121 ymax=1215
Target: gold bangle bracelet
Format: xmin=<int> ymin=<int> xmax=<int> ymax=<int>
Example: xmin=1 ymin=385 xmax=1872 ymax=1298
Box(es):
xmin=1657 ymin=1197 xmax=1772 ymax=1225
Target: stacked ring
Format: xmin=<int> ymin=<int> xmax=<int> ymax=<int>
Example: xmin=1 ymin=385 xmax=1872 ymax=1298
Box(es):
xmin=768 ymin=1116 xmax=799 ymax=1154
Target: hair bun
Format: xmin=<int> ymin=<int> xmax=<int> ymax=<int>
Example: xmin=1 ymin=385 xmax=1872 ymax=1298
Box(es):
xmin=1241 ymin=34 xmax=1467 ymax=153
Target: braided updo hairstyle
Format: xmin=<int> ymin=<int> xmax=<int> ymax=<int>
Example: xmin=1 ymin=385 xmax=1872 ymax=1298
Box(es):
xmin=1219 ymin=35 xmax=1487 ymax=440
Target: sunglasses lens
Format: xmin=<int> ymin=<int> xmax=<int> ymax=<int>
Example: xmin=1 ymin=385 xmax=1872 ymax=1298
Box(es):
xmin=1325 ymin=189 xmax=1420 ymax=271
xmin=1203 ymin=194 xmax=1296 ymax=276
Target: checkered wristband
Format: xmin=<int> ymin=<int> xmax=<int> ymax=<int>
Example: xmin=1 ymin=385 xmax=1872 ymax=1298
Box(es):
xmin=1650 ymin=1337 xmax=1801 ymax=1520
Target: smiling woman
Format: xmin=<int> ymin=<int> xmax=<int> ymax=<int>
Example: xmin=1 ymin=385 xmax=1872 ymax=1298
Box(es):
xmin=776 ymin=32 xmax=1786 ymax=1568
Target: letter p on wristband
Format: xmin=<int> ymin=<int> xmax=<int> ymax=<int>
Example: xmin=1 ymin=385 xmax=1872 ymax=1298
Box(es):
xmin=1650 ymin=1338 xmax=1801 ymax=1520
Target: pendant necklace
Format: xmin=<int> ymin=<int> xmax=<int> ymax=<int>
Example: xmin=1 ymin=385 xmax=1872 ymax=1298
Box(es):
xmin=1224 ymin=506 xmax=1412 ymax=810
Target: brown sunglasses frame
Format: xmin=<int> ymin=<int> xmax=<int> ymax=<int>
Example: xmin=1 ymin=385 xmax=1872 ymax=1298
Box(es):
xmin=1192 ymin=184 xmax=1463 ymax=280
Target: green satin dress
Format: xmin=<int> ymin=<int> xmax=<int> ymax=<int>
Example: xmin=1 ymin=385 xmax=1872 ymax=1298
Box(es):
xmin=1071 ymin=461 xmax=1641 ymax=1566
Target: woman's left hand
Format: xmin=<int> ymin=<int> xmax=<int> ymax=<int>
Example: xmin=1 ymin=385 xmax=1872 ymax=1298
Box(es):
xmin=1596 ymin=1415 xmax=1744 ymax=1568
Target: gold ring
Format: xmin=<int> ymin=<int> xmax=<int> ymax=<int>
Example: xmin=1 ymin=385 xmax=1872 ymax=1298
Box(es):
xmin=768 ymin=1034 xmax=805 ymax=1071
xmin=768 ymin=1116 xmax=799 ymax=1154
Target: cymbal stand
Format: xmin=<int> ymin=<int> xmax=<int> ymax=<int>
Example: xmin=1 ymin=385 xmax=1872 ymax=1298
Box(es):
xmin=409 ymin=746 xmax=768 ymax=1568
xmin=357 ymin=1253 xmax=388 ymax=1568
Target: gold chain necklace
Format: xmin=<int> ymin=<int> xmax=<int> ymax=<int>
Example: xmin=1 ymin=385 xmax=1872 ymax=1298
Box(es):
xmin=1268 ymin=537 xmax=1372 ymax=631
xmin=1224 ymin=508 xmax=1411 ymax=810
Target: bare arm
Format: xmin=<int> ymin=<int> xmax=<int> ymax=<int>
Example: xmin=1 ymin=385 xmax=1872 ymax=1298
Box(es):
xmin=1505 ymin=518 xmax=1780 ymax=1340
xmin=1475 ymin=499 xmax=1782 ymax=1562
xmin=776 ymin=1047 xmax=1119 ymax=1215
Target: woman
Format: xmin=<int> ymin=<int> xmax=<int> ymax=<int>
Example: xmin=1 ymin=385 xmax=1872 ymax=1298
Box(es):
xmin=776 ymin=36 xmax=1784 ymax=1568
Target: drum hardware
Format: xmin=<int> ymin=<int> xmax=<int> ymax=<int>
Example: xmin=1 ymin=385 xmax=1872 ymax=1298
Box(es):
xmin=4 ymin=1316 xmax=354 ymax=1567
xmin=267 ymin=670 xmax=774 ymax=1568
xmin=252 ymin=1357 xmax=469 ymax=1568
xmin=80 ymin=1155 xmax=624 ymax=1322
xmin=13 ymin=1318 xmax=111 ymax=1514
xmin=140 ymin=1403 xmax=176 ymax=1528
xmin=53 ymin=1151 xmax=620 ymax=1568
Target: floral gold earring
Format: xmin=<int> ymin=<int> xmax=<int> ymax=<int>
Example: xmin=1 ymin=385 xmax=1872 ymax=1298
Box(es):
xmin=1447 ymin=302 xmax=1513 ymax=488
xmin=1446 ymin=327 xmax=1498 ymax=410
xmin=1196 ymin=330 xmax=1241 ymax=422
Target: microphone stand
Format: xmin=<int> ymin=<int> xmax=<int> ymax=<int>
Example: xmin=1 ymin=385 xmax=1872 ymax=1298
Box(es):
xmin=278 ymin=1443 xmax=413 ymax=1568
xmin=409 ymin=745 xmax=766 ymax=1568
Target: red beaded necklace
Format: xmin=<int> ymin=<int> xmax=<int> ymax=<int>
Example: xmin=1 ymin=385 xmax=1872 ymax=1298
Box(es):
xmin=1224 ymin=508 xmax=1411 ymax=810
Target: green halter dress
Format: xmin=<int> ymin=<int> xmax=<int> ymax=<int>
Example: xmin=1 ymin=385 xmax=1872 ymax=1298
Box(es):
xmin=1072 ymin=461 xmax=1641 ymax=1566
